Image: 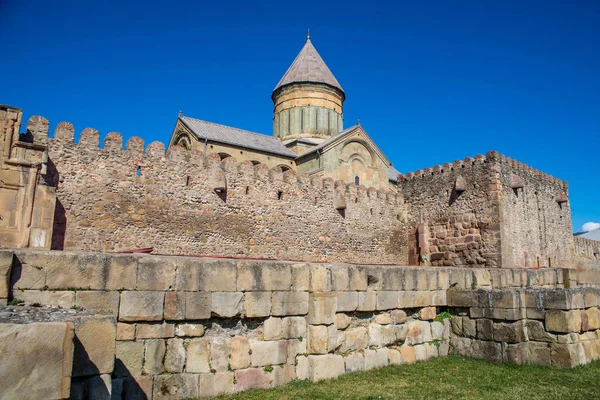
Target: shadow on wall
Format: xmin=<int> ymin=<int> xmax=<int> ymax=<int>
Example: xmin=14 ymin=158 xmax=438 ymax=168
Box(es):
xmin=51 ymin=199 xmax=66 ymax=251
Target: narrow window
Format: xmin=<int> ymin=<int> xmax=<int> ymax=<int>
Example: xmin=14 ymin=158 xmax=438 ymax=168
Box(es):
xmin=137 ymin=166 xmax=141 ymax=178
xmin=185 ymin=176 xmax=190 ymax=186
xmin=277 ymin=190 xmax=283 ymax=200
xmin=355 ymin=176 xmax=360 ymax=185
xmin=246 ymin=186 xmax=250 ymax=195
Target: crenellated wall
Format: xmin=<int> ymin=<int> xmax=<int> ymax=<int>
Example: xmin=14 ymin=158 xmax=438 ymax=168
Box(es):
xmin=574 ymin=236 xmax=600 ymax=270
xmin=45 ymin=120 xmax=408 ymax=263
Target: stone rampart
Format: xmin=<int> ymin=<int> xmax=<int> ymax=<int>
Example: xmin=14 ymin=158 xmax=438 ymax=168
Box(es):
xmin=574 ymin=236 xmax=600 ymax=270
xmin=5 ymin=249 xmax=598 ymax=398
xmin=45 ymin=120 xmax=407 ymax=264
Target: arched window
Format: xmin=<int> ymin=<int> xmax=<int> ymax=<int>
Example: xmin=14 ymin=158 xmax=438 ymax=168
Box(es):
xmin=218 ymin=153 xmax=231 ymax=160
xmin=251 ymin=160 xmax=261 ymax=166
xmin=355 ymin=176 xmax=360 ymax=185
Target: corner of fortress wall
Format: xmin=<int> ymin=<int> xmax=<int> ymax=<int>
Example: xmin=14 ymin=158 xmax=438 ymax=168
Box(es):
xmin=45 ymin=118 xmax=409 ymax=263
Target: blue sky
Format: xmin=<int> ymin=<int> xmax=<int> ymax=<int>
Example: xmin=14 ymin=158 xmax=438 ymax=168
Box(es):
xmin=1 ymin=0 xmax=598 ymax=232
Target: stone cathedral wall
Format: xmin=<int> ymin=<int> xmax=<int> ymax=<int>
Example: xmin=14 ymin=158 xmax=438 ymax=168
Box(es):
xmin=46 ymin=120 xmax=408 ymax=264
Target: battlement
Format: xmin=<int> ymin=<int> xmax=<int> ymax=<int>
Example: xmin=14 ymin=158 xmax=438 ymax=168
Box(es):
xmin=574 ymin=236 xmax=600 ymax=258
xmin=496 ymin=153 xmax=567 ymax=189
xmin=399 ymin=152 xmax=493 ymax=181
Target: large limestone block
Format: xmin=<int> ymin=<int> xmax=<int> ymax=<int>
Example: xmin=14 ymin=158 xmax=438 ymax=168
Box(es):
xmin=286 ymin=338 xmax=306 ymax=365
xmin=136 ymin=256 xmax=177 ymax=291
xmin=330 ymin=265 xmax=349 ymax=291
xmin=271 ymin=291 xmax=309 ymax=316
xmin=336 ymin=291 xmax=358 ymax=312
xmin=335 ymin=313 xmax=352 ymax=330
xmin=250 ymin=340 xmax=288 ymax=366
xmin=237 ymin=262 xmax=292 ymax=291
xmin=269 ymin=364 xmax=296 ymax=387
xmin=185 ymin=292 xmax=211 ymax=320
xmin=115 ymin=341 xmax=144 ymax=377
xmin=368 ymin=323 xmax=397 ymax=347
xmin=135 ymin=322 xmax=175 ymax=339
xmin=230 ymin=337 xmax=250 ymax=370
xmin=546 ymin=310 xmax=582 ymax=333
xmin=164 ymin=338 xmax=186 ymax=373
xmin=211 ymin=292 xmax=243 ymax=318
xmin=71 ymin=314 xmax=117 ymax=377
xmin=551 ymin=343 xmax=583 ymax=368
xmin=186 ymin=338 xmax=211 ymax=373
xmin=348 ymin=266 xmax=368 ymax=291
xmin=525 ymin=320 xmax=556 ymax=343
xmin=586 ymin=307 xmax=600 ymax=330
xmin=308 ymin=324 xmax=337 ymax=354
xmin=75 ymin=291 xmax=120 ymax=315
xmin=291 ymin=264 xmax=309 ymax=291
xmin=14 ymin=289 xmax=75 ymax=308
xmin=119 ymin=291 xmax=164 ymax=322
xmin=164 ymin=292 xmax=185 ymax=321
xmin=357 ymin=291 xmax=376 ymax=311
xmin=153 ymin=373 xmax=199 ymax=400
xmin=406 ymin=320 xmax=433 ymax=345
xmin=338 ymin=327 xmax=368 ymax=354
xmin=308 ymin=354 xmax=345 ymax=381
xmin=176 ymin=258 xmax=237 ymax=292
xmin=0 ymin=322 xmax=74 ymax=400
xmin=143 ymin=339 xmax=166 ymax=375
xmin=264 ymin=317 xmax=283 ymax=340
xmin=376 ymin=291 xmax=399 ymax=310
xmin=282 ymin=316 xmax=307 ymax=339
xmin=199 ymin=372 xmax=235 ymax=398
xmin=234 ymin=368 xmax=271 ymax=391
xmin=364 ymin=348 xmax=388 ymax=369
xmin=244 ymin=291 xmax=271 ymax=317
xmin=0 ymin=250 xmax=13 ymax=298
xmin=308 ymin=292 xmax=337 ymax=324
xmin=493 ymin=321 xmax=527 ymax=344
xmin=309 ymin=264 xmax=330 ymax=292
xmin=344 ymin=352 xmax=365 ymax=372
xmin=210 ymin=337 xmax=231 ymax=372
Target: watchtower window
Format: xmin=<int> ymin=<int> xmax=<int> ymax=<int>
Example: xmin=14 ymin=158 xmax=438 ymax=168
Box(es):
xmin=355 ymin=176 xmax=360 ymax=185
xmin=137 ymin=166 xmax=141 ymax=178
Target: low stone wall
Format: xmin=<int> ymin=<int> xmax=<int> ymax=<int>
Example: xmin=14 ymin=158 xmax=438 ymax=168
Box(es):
xmin=3 ymin=249 xmax=600 ymax=399
xmin=448 ymin=288 xmax=600 ymax=368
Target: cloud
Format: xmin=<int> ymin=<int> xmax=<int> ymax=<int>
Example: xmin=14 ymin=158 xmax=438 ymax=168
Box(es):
xmin=581 ymin=222 xmax=600 ymax=233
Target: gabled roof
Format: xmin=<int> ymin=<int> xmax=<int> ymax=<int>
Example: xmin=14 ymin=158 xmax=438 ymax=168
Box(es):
xmin=179 ymin=116 xmax=297 ymax=158
xmin=575 ymin=228 xmax=600 ymax=241
xmin=274 ymin=38 xmax=344 ymax=94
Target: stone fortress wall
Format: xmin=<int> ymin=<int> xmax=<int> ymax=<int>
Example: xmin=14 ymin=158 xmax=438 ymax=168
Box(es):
xmin=574 ymin=236 xmax=600 ymax=270
xmin=46 ymin=119 xmax=408 ymax=264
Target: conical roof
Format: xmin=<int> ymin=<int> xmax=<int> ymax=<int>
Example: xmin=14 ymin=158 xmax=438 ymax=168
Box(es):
xmin=273 ymin=38 xmax=344 ymax=94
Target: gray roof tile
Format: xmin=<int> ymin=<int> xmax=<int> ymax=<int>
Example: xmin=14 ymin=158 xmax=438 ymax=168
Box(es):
xmin=274 ymin=38 xmax=344 ymax=93
xmin=180 ymin=116 xmax=297 ymax=158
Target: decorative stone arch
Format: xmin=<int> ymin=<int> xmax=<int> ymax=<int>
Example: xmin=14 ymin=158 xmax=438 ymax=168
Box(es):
xmin=173 ymin=132 xmax=193 ymax=151
xmin=277 ymin=164 xmax=292 ymax=172
xmin=340 ymin=139 xmax=376 ymax=168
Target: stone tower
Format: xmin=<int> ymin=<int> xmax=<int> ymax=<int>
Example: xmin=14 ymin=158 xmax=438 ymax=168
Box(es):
xmin=272 ymin=34 xmax=345 ymax=144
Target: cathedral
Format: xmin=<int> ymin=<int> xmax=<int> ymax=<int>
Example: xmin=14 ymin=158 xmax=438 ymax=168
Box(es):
xmin=168 ymin=34 xmax=399 ymax=191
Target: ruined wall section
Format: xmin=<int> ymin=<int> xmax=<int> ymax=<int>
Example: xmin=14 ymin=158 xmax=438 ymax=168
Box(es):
xmin=47 ymin=121 xmax=408 ymax=264
xmin=400 ymin=152 xmax=502 ymax=268
xmin=497 ymin=155 xmax=573 ymax=268
xmin=574 ymin=236 xmax=600 ymax=270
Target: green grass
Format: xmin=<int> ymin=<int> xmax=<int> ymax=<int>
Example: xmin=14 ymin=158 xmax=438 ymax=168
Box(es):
xmin=216 ymin=356 xmax=600 ymax=400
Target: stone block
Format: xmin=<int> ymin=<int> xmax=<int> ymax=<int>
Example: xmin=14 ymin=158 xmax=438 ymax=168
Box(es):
xmin=451 ymin=316 xmax=463 ymax=336
xmin=0 ymin=322 xmax=74 ymax=400
xmin=153 ymin=373 xmax=198 ymax=400
xmin=143 ymin=339 xmax=166 ymax=375
xmin=397 ymin=291 xmax=415 ymax=308
xmin=308 ymin=354 xmax=345 ymax=381
xmin=272 ymin=291 xmax=309 ymax=316
xmin=164 ymin=291 xmax=185 ymax=321
xmin=115 ymin=341 xmax=144 ymax=377
xmin=136 ymin=256 xmax=177 ymax=290
xmin=72 ymin=314 xmax=117 ymax=377
xmin=105 ymin=255 xmax=138 ymax=290
xmin=376 ymin=291 xmax=399 ymax=310
xmin=472 ymin=339 xmax=502 ymax=363
xmin=76 ymin=290 xmax=120 ymax=315
xmin=10 ymin=259 xmax=46 ymax=290
xmin=357 ymin=291 xmax=376 ymax=311
xmin=309 ymin=264 xmax=330 ymax=292
xmin=368 ymin=323 xmax=397 ymax=347
xmin=15 ymin=289 xmax=75 ymax=309
xmin=210 ymin=337 xmax=231 ymax=372
xmin=503 ymin=342 xmax=528 ymax=364
xmin=264 ymin=317 xmax=283 ymax=340
xmin=419 ymin=306 xmax=436 ymax=321
xmin=493 ymin=321 xmax=526 ymax=343
xmin=335 ymin=313 xmax=352 ymax=330
xmin=185 ymin=292 xmax=211 ymax=320
xmin=388 ymin=348 xmax=402 ymax=365
xmin=308 ymin=292 xmax=337 ymax=324
xmin=348 ymin=266 xmax=368 ymax=290
xmin=116 ymin=323 xmax=135 ymax=341
xmin=212 ymin=292 xmax=244 ymax=318
xmin=330 ymin=265 xmax=349 ymax=290
xmin=119 ymin=291 xmax=164 ymax=322
xmin=526 ymin=320 xmax=556 ymax=343
xmin=382 ymin=268 xmax=404 ymax=290
xmin=186 ymin=338 xmax=211 ymax=373
xmin=406 ymin=320 xmax=432 ymax=345
xmin=473 ymin=269 xmax=491 ymax=287
xmin=477 ymin=319 xmax=494 ymax=340
xmin=528 ymin=342 xmax=551 ymax=366
xmin=399 ymin=346 xmax=416 ymax=364
xmin=431 ymin=321 xmax=444 ymax=340
xmin=175 ymin=323 xmax=205 ymax=337
xmin=586 ymin=307 xmax=600 ymax=330
xmin=374 ymin=312 xmax=391 ymax=325
xmin=308 ymin=324 xmax=337 ymax=354
xmin=121 ymin=375 xmax=153 ymax=400
xmin=551 ymin=343 xmax=582 ymax=368
xmin=364 ymin=348 xmax=388 ymax=369
xmin=546 ymin=310 xmax=582 ymax=333
xmin=235 ymin=368 xmax=270 ymax=391
xmin=244 ymin=291 xmax=271 ymax=317
xmin=164 ymin=338 xmax=186 ymax=373
xmin=250 ymin=340 xmax=288 ymax=366
xmin=282 ymin=316 xmax=307 ymax=339
xmin=338 ymin=327 xmax=369 ymax=354
xmin=136 ymin=322 xmax=175 ymax=339
xmin=230 ymin=336 xmax=250 ymax=370
xmin=199 ymin=372 xmax=235 ymax=397
xmin=391 ymin=309 xmax=407 ymax=324
xmin=286 ymin=338 xmax=307 ymax=364
xmin=344 ymin=352 xmax=365 ymax=372
xmin=269 ymin=364 xmax=296 ymax=387
xmin=296 ymin=355 xmax=310 ymax=380
xmin=291 ymin=263 xmax=309 ymax=291
xmin=237 ymin=262 xmax=292 ymax=291
xmin=337 ymin=291 xmax=358 ymax=312
xmin=177 ymin=258 xmax=237 ymax=291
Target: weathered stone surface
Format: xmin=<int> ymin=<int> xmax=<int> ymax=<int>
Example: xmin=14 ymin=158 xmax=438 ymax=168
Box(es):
xmin=269 ymin=364 xmax=296 ymax=387
xmin=374 ymin=312 xmax=391 ymax=325
xmin=282 ymin=316 xmax=307 ymax=339
xmin=175 ymin=323 xmax=205 ymax=337
xmin=119 ymin=291 xmax=164 ymax=322
xmin=344 ymin=352 xmax=365 ymax=372
xmin=388 ymin=348 xmax=402 ymax=365
xmin=308 ymin=354 xmax=345 ymax=381
xmin=477 ymin=319 xmax=494 ymax=340
xmin=399 ymin=346 xmax=416 ymax=364
xmin=186 ymin=338 xmax=211 ymax=373
xmin=164 ymin=291 xmax=185 ymax=321
xmin=136 ymin=257 xmax=177 ymax=291
xmin=419 ymin=306 xmax=437 ymax=321
xmin=72 ymin=315 xmax=117 ymax=377
xmin=551 ymin=343 xmax=582 ymax=368
xmin=235 ymin=368 xmax=270 ymax=391
xmin=336 ymin=291 xmax=358 ymax=312
xmin=116 ymin=322 xmax=135 ymax=341
xmin=526 ymin=320 xmax=556 ymax=343
xmin=238 ymin=262 xmax=292 ymax=291
xmin=586 ymin=307 xmax=600 ymax=330
xmin=153 ymin=373 xmax=198 ymax=400
xmin=494 ymin=321 xmax=526 ymax=343
xmin=264 ymin=317 xmax=283 ymax=340
xmin=230 ymin=336 xmax=250 ymax=370
xmin=376 ymin=291 xmax=399 ymax=310
xmin=308 ymin=292 xmax=337 ymax=324
xmin=271 ymin=291 xmax=309 ymax=316
xmin=291 ymin=264 xmax=310 ymax=291
xmin=335 ymin=313 xmax=352 ymax=330
xmin=199 ymin=372 xmax=235 ymax=397
xmin=286 ymin=338 xmax=307 ymax=364
xmin=546 ymin=310 xmax=582 ymax=333
xmin=296 ymin=355 xmax=310 ymax=380
xmin=431 ymin=321 xmax=445 ymax=340
xmin=250 ymin=340 xmax=288 ymax=366
xmin=391 ymin=309 xmax=408 ymax=324
xmin=185 ymin=292 xmax=211 ymax=320
xmin=143 ymin=339 xmax=166 ymax=375
xmin=364 ymin=348 xmax=388 ymax=369
xmin=115 ymin=341 xmax=144 ymax=377
xmin=210 ymin=337 xmax=231 ymax=372
xmin=528 ymin=342 xmax=551 ymax=366
xmin=357 ymin=291 xmax=376 ymax=311
xmin=244 ymin=291 xmax=271 ymax=317
xmin=76 ymin=290 xmax=120 ymax=315
xmin=368 ymin=323 xmax=397 ymax=347
xmin=15 ymin=289 xmax=75 ymax=308
xmin=136 ymin=322 xmax=175 ymax=339
xmin=406 ymin=320 xmax=432 ymax=345
xmin=330 ymin=265 xmax=349 ymax=291
xmin=349 ymin=266 xmax=368 ymax=290
xmin=309 ymin=265 xmax=330 ymax=292
xmin=164 ymin=338 xmax=186 ymax=373
xmin=177 ymin=259 xmax=237 ymax=292
xmin=0 ymin=322 xmax=74 ymax=400
xmin=212 ymin=292 xmax=244 ymax=318
xmin=308 ymin=324 xmax=337 ymax=354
